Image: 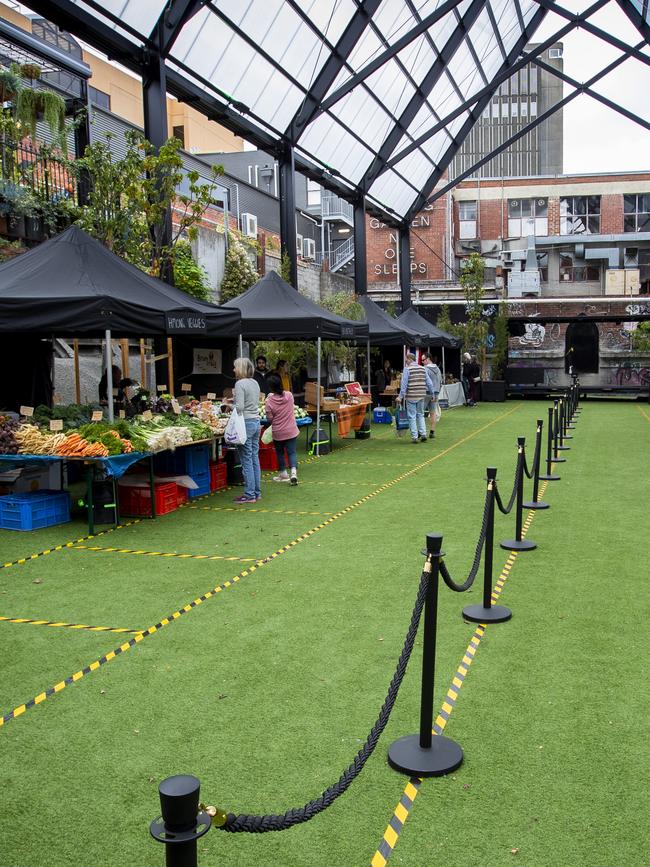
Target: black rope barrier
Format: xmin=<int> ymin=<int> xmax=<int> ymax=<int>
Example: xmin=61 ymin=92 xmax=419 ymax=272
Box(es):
xmin=540 ymin=405 xmax=560 ymax=482
xmin=494 ymin=445 xmax=523 ymax=516
xmin=552 ymin=400 xmax=566 ymax=464
xmin=216 ymin=563 xmax=431 ymax=832
xmin=438 ymin=482 xmax=492 ymax=593
xmin=500 ymin=438 xmax=537 ymax=552
xmin=523 ymin=420 xmax=549 ymax=511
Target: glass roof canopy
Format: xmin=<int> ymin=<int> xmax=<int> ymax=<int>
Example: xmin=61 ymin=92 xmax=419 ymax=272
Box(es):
xmin=24 ymin=0 xmax=650 ymax=225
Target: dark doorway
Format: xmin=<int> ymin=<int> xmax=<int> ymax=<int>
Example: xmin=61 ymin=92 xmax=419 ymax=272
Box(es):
xmin=565 ymin=320 xmax=599 ymax=374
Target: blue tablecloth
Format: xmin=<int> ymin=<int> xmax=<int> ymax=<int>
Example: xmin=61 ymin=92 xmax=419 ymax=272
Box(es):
xmin=260 ymin=416 xmax=312 ymax=427
xmin=0 ymin=451 xmax=150 ymax=479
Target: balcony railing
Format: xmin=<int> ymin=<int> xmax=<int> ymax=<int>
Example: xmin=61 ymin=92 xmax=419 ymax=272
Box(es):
xmin=315 ymin=237 xmax=355 ymax=272
xmin=321 ymin=191 xmax=354 ymax=224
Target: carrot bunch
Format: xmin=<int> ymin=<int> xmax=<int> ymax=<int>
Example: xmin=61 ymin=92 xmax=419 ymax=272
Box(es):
xmin=56 ymin=433 xmax=109 ymax=457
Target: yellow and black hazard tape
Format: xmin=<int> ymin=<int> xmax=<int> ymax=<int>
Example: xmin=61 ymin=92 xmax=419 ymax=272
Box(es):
xmin=1 ymin=408 xmax=519 ymax=729
xmin=188 ymin=505 xmax=334 ymax=517
xmin=0 ymin=615 xmax=143 ymax=635
xmin=70 ymin=544 xmax=259 ymax=563
xmin=0 ymin=519 xmax=142 ymax=571
xmin=638 ymin=407 xmax=650 ymax=424
xmin=371 ymin=480 xmax=548 ymax=866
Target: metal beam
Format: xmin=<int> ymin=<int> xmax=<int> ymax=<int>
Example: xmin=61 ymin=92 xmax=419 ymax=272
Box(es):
xmin=424 ymin=38 xmax=643 ymax=207
xmin=615 ymin=0 xmax=650 ymax=44
xmin=385 ymin=0 xmax=610 ymax=175
xmin=288 ymin=0 xmax=382 ymax=142
xmin=0 ymin=16 xmax=91 ymax=79
xmin=533 ymin=0 xmax=650 ymax=70
xmin=354 ymin=199 xmax=368 ymax=296
xmin=279 ymin=146 xmax=299 ymax=289
xmin=362 ymin=0 xmax=487 ymax=191
xmin=399 ymin=227 xmax=412 ymax=310
xmin=315 ymin=0 xmax=464 ymax=119
xmin=151 ymin=0 xmax=208 ymax=57
xmin=532 ymin=55 xmax=650 ymax=133
xmin=404 ymin=4 xmax=548 ymax=222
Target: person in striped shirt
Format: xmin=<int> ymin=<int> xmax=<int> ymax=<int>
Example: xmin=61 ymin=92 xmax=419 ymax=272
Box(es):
xmin=398 ymin=353 xmax=434 ymax=443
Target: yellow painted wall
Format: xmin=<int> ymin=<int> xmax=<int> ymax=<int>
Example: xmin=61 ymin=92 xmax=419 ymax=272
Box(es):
xmin=82 ymin=52 xmax=144 ymax=127
xmin=0 ymin=2 xmax=31 ymax=31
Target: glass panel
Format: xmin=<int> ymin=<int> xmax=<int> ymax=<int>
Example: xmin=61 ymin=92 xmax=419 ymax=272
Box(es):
xmin=588 ymin=196 xmax=601 ymax=214
xmin=459 ymin=201 xmax=477 ymax=220
xmin=508 ymin=218 xmax=521 ymax=236
xmin=530 ymin=100 xmax=537 ymax=117
xmin=511 ymin=98 xmax=518 ymax=117
xmin=641 ymin=194 xmax=650 ymax=213
xmin=624 ymin=215 xmax=637 ymax=232
xmin=535 ymin=197 xmax=548 ymax=216
xmin=521 ymin=198 xmax=532 ymax=216
xmin=560 ymin=217 xmax=570 ymax=235
xmin=638 ymin=214 xmax=650 ymax=232
xmin=368 ymin=168 xmax=418 ymax=219
xmin=574 ymin=197 xmax=587 ymax=215
xmin=508 ymin=199 xmax=521 ymax=216
xmin=587 ymin=216 xmax=600 ymax=233
xmin=459 ymin=220 xmax=477 ymax=239
xmin=624 ymin=194 xmax=637 ymax=215
xmin=535 ymin=218 xmax=548 ymax=235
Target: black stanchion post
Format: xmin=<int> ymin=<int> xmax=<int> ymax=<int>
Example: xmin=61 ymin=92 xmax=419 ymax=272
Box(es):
xmin=463 ymin=468 xmax=512 ymax=624
xmin=150 ymin=775 xmax=211 ymax=867
xmin=564 ymin=390 xmax=574 ymax=436
xmin=553 ymin=400 xmax=566 ymax=463
xmin=387 ymin=534 xmax=463 ymax=777
xmin=523 ymin=419 xmax=550 ymax=510
xmin=540 ymin=406 xmax=560 ymax=481
xmin=557 ymin=399 xmax=570 ymax=451
xmin=500 ymin=438 xmax=537 ymax=552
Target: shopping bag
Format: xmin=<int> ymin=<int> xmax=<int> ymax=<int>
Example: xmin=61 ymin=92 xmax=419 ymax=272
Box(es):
xmin=394 ymin=408 xmax=409 ymax=434
xmin=434 ymin=401 xmax=442 ymax=422
xmin=261 ymin=424 xmax=274 ymax=445
xmin=224 ymin=407 xmax=247 ymax=446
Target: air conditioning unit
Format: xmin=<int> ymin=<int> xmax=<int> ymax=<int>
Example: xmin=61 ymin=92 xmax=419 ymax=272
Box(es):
xmin=548 ymin=47 xmax=563 ymax=59
xmin=296 ymin=234 xmax=303 ymax=256
xmin=240 ymin=213 xmax=258 ymax=238
xmin=303 ymin=238 xmax=316 ymax=260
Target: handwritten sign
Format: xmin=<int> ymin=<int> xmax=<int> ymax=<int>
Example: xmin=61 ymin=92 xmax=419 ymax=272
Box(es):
xmin=182 ymin=383 xmax=192 ymax=392
xmin=165 ymin=311 xmax=207 ymax=335
xmin=192 ymin=348 xmax=222 ymax=375
xmin=53 ymin=393 xmax=62 ymax=405
xmin=49 ymin=419 xmax=64 ymax=431
xmin=207 ymin=392 xmax=216 ymax=401
xmin=157 ymin=384 xmax=167 ymax=393
xmin=112 ymin=388 xmax=119 ymax=397
xmin=118 ymin=410 xmax=126 ymax=420
xmin=91 ymin=410 xmax=103 ymax=422
xmin=142 ymin=410 xmax=153 ymax=421
xmin=20 ymin=405 xmax=34 ymax=417
xmin=171 ymin=400 xmax=182 ymax=415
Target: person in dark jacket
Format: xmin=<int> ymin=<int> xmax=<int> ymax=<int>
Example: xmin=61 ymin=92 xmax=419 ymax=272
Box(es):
xmin=463 ymin=353 xmax=481 ymax=406
xmin=253 ymin=355 xmax=270 ymax=393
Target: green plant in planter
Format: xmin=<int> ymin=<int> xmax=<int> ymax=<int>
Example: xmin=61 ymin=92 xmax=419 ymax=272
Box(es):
xmin=40 ymin=195 xmax=81 ymax=235
xmin=16 ymin=88 xmax=66 ymax=142
xmin=0 ymin=181 xmax=38 ymax=218
xmin=0 ymin=64 xmax=22 ymax=104
xmin=491 ymin=302 xmax=509 ymax=380
xmin=19 ymin=63 xmax=42 ymax=81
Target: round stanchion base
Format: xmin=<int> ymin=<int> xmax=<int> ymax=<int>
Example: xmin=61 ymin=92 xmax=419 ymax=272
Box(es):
xmin=523 ymin=499 xmax=550 ymax=510
xmin=500 ymin=538 xmax=537 ymax=551
xmin=557 ymin=445 xmax=570 ymax=450
xmin=552 ymin=456 xmax=566 ymax=462
xmin=462 ymin=603 xmax=512 ymax=624
xmin=388 ymin=733 xmax=463 ymax=777
xmin=564 ymin=433 xmax=574 ymax=438
xmin=539 ymin=473 xmax=560 ymax=481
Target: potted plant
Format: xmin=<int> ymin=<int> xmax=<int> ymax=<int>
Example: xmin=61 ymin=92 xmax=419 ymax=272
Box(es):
xmin=16 ymin=88 xmax=66 ymax=141
xmin=482 ymin=303 xmax=508 ymax=401
xmin=0 ymin=181 xmax=39 ymax=239
xmin=0 ymin=64 xmax=22 ymax=105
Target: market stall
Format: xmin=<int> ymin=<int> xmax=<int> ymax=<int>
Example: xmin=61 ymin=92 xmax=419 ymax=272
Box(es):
xmin=0 ymin=226 xmax=242 ymax=530
xmin=223 ymin=271 xmax=369 ymax=453
xmin=396 ymin=306 xmax=461 ymax=381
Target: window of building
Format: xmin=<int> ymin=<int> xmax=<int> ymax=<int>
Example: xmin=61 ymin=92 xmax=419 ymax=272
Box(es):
xmin=508 ymin=198 xmax=548 ymax=237
xmin=536 ymin=252 xmax=548 ymax=281
xmin=459 ymin=200 xmax=477 ymax=239
xmin=560 ymin=253 xmax=600 ymax=282
xmin=89 ymin=85 xmax=110 ymax=111
xmin=549 ymin=47 xmax=563 ymax=59
xmin=172 ymin=125 xmax=185 ymax=148
xmin=521 ymin=101 xmax=528 ymax=117
xmin=560 ymin=196 xmax=601 ymax=234
xmin=623 ymin=193 xmax=650 ymax=232
xmin=530 ymin=100 xmax=537 ymax=117
xmin=307 ymin=179 xmax=321 ymax=207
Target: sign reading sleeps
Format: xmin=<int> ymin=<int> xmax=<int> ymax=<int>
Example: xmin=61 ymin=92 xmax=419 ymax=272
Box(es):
xmin=165 ymin=310 xmax=207 ymax=334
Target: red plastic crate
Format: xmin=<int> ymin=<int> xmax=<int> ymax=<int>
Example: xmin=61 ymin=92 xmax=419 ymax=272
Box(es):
xmin=259 ymin=448 xmax=278 ymax=471
xmin=176 ymin=485 xmax=188 ymax=506
xmin=118 ymin=481 xmax=179 ymax=516
xmin=210 ymin=462 xmax=228 ymax=492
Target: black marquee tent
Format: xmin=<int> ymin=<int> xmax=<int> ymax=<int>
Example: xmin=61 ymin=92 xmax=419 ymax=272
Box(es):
xmin=0 ymin=225 xmax=241 ymax=337
xmin=396 ymin=307 xmax=460 ymax=349
xmin=223 ymin=270 xmax=368 ymax=341
xmin=358 ymin=295 xmax=422 ymax=346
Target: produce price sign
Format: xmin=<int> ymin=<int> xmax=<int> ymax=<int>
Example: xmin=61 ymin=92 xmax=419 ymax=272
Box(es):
xmin=207 ymin=392 xmax=216 ymax=400
xmin=49 ymin=419 xmax=64 ymax=431
xmin=142 ymin=410 xmax=153 ymax=421
xmin=92 ymin=411 xmax=103 ymax=421
xmin=182 ymin=383 xmax=192 ymax=392
xmin=20 ymin=406 xmax=34 ymax=417
xmin=119 ymin=410 xmax=126 ymax=419
xmin=157 ymin=385 xmax=167 ymax=393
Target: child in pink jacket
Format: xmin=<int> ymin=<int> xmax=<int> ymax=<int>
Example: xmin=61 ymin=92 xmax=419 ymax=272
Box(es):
xmin=264 ymin=373 xmax=300 ymax=485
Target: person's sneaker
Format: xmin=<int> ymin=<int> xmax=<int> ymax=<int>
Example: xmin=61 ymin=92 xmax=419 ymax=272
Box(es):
xmin=233 ymin=495 xmax=256 ymax=504
xmin=273 ymin=473 xmax=289 ymax=482
xmin=412 ymin=438 xmax=419 ymax=444
xmin=429 ymin=430 xmax=435 ymax=439
xmin=290 ymin=476 xmax=298 ymax=486
xmin=255 ymin=495 xmax=262 ymax=501
xmin=420 ymin=435 xmax=427 ymax=442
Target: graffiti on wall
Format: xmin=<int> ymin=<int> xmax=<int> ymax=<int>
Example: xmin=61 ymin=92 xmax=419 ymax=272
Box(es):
xmin=518 ymin=323 xmax=546 ymax=346
xmin=613 ymin=362 xmax=650 ymax=386
xmin=625 ymin=303 xmax=650 ymax=316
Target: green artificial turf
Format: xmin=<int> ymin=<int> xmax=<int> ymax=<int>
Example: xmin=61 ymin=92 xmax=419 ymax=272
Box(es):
xmin=0 ymin=401 xmax=648 ymax=866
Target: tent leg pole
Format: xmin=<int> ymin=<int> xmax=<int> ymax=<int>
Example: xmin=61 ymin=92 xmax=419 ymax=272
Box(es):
xmin=167 ymin=338 xmax=174 ymax=397
xmin=140 ymin=339 xmax=146 ymax=388
xmin=316 ymin=337 xmax=321 ymax=457
xmin=121 ymin=338 xmax=130 ymax=380
xmin=238 ymin=334 xmax=243 ymax=357
xmin=442 ymin=346 xmax=446 ymax=382
xmin=105 ymin=329 xmax=114 ymax=423
xmin=366 ymin=339 xmax=371 ymax=402
xmin=73 ymin=338 xmax=81 ymax=404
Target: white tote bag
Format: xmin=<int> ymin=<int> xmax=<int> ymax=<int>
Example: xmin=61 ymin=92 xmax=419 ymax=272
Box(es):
xmin=224 ymin=407 xmax=247 ymax=446
xmin=261 ymin=425 xmax=274 ymax=445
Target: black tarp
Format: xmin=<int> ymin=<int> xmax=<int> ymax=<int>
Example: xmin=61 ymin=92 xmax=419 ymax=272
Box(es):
xmin=0 ymin=225 xmax=241 ymax=337
xmin=397 ymin=307 xmax=461 ymax=347
xmin=358 ymin=295 xmax=422 ymax=346
xmin=223 ymin=270 xmax=369 ymax=340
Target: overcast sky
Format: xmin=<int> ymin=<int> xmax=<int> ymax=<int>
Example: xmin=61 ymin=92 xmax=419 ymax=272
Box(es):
xmin=532 ymin=0 xmax=650 ymax=173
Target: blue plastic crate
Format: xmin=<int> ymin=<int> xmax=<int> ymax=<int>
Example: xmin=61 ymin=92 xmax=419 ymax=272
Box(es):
xmin=0 ymin=491 xmax=70 ymax=531
xmin=373 ymin=407 xmax=393 ymax=424
xmin=185 ymin=444 xmax=210 ymax=477
xmin=187 ymin=471 xmax=210 ymax=499
xmin=152 ymin=449 xmax=186 ymax=475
